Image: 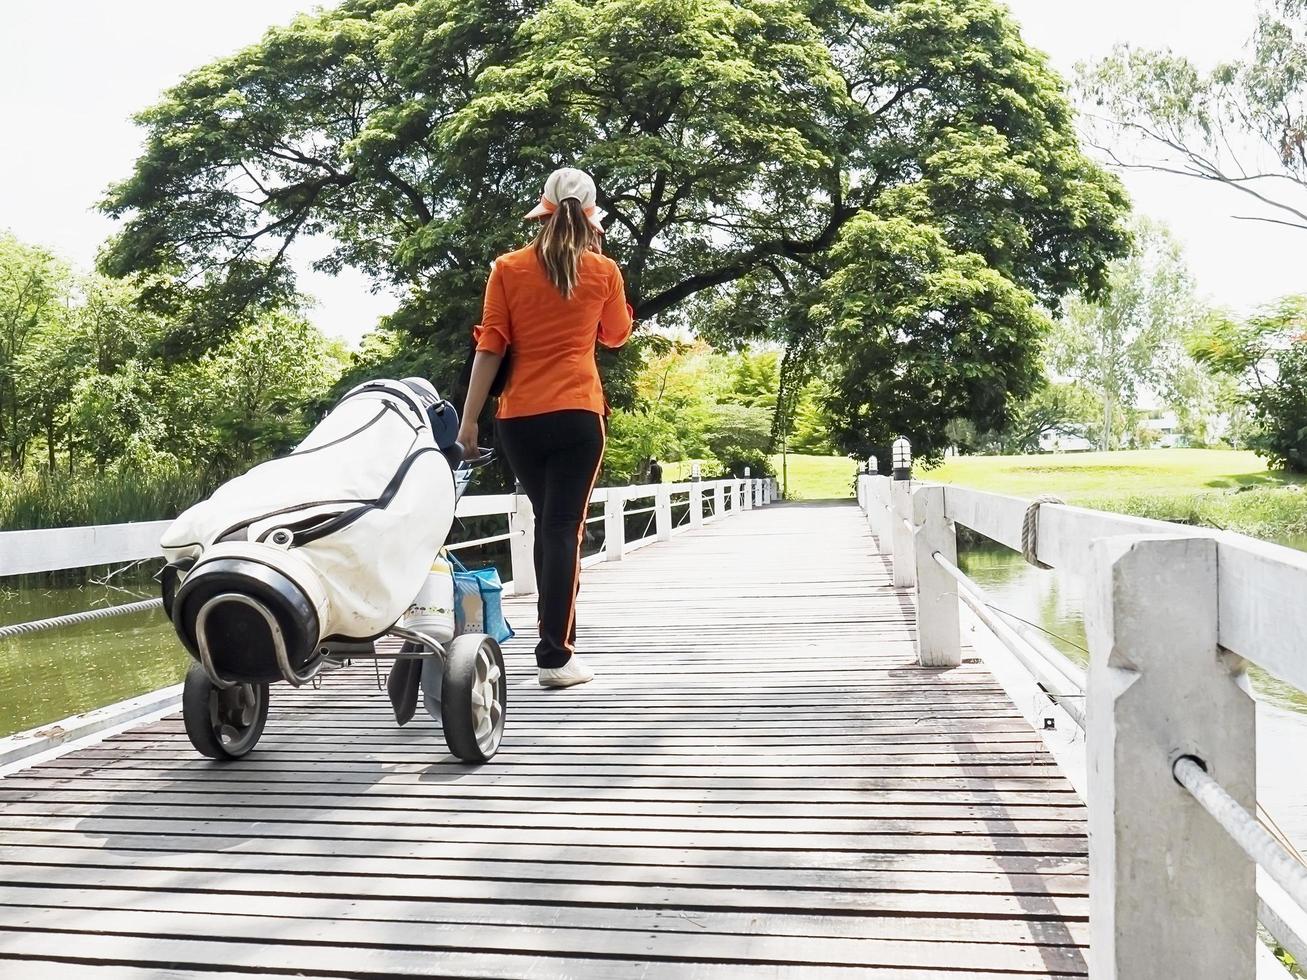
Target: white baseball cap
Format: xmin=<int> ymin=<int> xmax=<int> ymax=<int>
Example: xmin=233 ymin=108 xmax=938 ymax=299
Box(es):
xmin=525 ymin=167 xmax=607 ymax=233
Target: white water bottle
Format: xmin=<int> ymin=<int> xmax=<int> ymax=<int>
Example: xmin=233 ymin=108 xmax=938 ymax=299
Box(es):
xmin=401 ymin=553 xmax=456 ymax=643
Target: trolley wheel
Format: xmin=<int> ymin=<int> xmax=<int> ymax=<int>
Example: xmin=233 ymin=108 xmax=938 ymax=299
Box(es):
xmin=182 ymin=662 xmax=269 ymax=760
xmin=441 ymin=634 xmax=506 ymax=762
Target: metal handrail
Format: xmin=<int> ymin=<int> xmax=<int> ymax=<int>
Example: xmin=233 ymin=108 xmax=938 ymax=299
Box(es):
xmin=0 ymin=597 xmax=163 ymax=641
xmin=1174 ymin=757 xmax=1307 ymax=913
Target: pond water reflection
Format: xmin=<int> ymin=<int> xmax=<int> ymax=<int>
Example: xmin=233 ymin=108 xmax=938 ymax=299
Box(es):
xmin=959 ymin=538 xmax=1307 ymax=851
xmin=0 ymin=565 xmax=187 ymax=738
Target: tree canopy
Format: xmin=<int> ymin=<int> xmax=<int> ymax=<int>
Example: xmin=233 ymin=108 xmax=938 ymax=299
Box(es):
xmin=0 ymin=232 xmax=346 ymax=486
xmin=1190 ymin=295 xmax=1307 ymax=471
xmin=1048 ymin=218 xmax=1198 ymax=451
xmin=1081 ymin=0 xmax=1307 ymax=234
xmin=103 ymin=0 xmax=1129 ymax=454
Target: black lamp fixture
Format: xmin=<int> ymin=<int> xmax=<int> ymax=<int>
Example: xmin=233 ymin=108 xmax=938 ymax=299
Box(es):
xmin=892 ymin=437 xmax=912 ymax=481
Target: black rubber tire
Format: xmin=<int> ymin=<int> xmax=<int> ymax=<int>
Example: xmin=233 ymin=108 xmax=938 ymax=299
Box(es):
xmin=441 ymin=634 xmax=507 ymax=763
xmin=182 ymin=662 xmax=270 ymax=760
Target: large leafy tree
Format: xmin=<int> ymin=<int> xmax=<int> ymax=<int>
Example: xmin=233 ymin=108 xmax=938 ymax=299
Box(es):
xmin=817 ymin=212 xmax=1058 ymax=461
xmin=102 ymin=0 xmax=1128 ymax=447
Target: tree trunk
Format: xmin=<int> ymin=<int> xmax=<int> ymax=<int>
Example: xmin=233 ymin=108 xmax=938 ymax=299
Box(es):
xmin=1102 ymin=395 xmax=1114 ymax=452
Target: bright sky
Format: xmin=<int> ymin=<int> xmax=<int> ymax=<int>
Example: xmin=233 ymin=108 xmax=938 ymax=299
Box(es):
xmin=0 ymin=1 xmax=1298 ymax=348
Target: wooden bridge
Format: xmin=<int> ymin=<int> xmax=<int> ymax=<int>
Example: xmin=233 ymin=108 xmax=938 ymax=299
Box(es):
xmin=0 ymin=474 xmax=1305 ymax=978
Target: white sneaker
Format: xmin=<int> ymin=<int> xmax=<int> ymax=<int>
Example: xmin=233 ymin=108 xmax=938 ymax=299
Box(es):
xmin=538 ymin=656 xmax=595 ymax=688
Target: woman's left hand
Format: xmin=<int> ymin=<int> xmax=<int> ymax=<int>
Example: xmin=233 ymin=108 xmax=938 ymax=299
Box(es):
xmin=457 ymin=421 xmax=479 ymax=460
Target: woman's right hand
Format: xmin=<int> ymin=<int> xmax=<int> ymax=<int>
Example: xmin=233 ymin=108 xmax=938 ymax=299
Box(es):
xmin=457 ymin=420 xmax=479 ymax=460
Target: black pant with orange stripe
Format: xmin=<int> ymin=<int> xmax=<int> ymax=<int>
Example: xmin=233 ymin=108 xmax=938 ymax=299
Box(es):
xmin=497 ymin=410 xmax=606 ymax=668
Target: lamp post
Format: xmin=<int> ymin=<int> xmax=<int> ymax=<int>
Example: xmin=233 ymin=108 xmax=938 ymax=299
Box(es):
xmin=690 ymin=461 xmax=701 ymax=482
xmin=867 ymin=455 xmax=878 ymax=475
xmin=892 ymin=437 xmax=912 ymax=482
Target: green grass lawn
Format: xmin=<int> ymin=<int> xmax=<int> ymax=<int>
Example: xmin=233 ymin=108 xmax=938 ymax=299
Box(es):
xmin=774 ymin=454 xmax=857 ymax=500
xmin=923 ymin=449 xmax=1306 ymax=503
xmin=661 ymin=449 xmax=1307 ymax=539
xmin=663 ymin=454 xmax=857 ymax=501
xmin=923 ymin=449 xmax=1307 ymax=544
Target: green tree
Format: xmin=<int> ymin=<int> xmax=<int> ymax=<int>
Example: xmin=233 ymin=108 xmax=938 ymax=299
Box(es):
xmin=178 ymin=312 xmax=351 ymax=477
xmin=101 ymin=0 xmax=1128 ymax=433
xmin=1247 ymin=341 xmax=1307 ymax=470
xmin=52 ymin=275 xmax=167 ymax=472
xmin=1190 ymin=296 xmax=1307 ymax=470
xmin=976 ymin=382 xmax=1101 ymax=454
xmin=816 ymin=213 xmax=1055 ymax=463
xmin=727 ymin=352 xmax=781 ymax=411
xmin=1081 ymin=1 xmax=1307 ymax=234
xmin=1048 ymin=219 xmax=1197 ymax=450
xmin=0 ymin=236 xmax=71 ymax=469
xmin=703 ymin=402 xmax=774 ymax=477
xmin=788 ymin=380 xmax=837 ymax=455
xmin=71 ymin=359 xmax=174 ymax=471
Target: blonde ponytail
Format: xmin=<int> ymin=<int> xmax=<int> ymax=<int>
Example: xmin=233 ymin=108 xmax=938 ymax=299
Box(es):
xmin=534 ymin=198 xmax=595 ymax=298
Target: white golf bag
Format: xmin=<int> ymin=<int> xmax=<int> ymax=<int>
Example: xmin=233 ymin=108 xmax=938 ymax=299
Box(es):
xmin=160 ymin=378 xmax=462 ymax=685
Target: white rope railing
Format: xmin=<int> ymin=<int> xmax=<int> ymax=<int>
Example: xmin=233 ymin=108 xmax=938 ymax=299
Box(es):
xmin=1174 ymin=757 xmax=1307 ymax=913
xmin=0 ymin=597 xmax=164 ymax=641
xmin=931 ymin=552 xmax=1087 ymax=692
xmin=931 ymin=552 xmax=1086 ymax=729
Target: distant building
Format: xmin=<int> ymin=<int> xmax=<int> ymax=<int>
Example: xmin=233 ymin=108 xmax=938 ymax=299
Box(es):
xmin=1038 ymin=430 xmax=1094 ymax=453
xmin=1140 ymin=411 xmax=1182 ymax=448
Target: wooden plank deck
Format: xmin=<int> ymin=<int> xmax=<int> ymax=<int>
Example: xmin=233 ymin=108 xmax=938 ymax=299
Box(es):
xmin=0 ymin=502 xmax=1087 ymax=978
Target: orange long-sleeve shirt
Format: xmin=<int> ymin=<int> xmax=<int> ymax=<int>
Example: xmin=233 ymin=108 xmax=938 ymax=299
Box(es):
xmin=474 ymin=244 xmax=634 ymax=419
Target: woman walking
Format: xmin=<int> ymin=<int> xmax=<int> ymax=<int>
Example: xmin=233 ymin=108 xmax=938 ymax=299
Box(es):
xmin=458 ymin=167 xmax=633 ymax=688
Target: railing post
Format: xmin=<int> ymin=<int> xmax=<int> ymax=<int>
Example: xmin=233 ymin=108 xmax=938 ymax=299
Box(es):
xmin=690 ymin=482 xmax=704 ymax=528
xmin=735 ymin=481 xmax=745 ymax=512
xmin=655 ymin=484 xmax=673 ymax=542
xmin=889 ymin=479 xmax=915 ymax=588
xmin=1086 ymin=535 xmax=1255 ymax=980
xmin=507 ymin=486 xmax=537 ymax=596
xmin=870 ymin=476 xmax=891 ymax=554
xmin=715 ymin=482 xmax=726 ymax=520
xmin=743 ymin=480 xmax=753 ymax=511
xmin=911 ymin=485 xmax=959 ymax=667
xmin=857 ymin=474 xmax=867 ymax=512
xmin=603 ymin=489 xmax=625 ymax=561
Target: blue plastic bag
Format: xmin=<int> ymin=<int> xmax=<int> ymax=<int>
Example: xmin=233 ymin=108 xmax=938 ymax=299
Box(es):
xmin=449 ymin=555 xmax=514 ymax=644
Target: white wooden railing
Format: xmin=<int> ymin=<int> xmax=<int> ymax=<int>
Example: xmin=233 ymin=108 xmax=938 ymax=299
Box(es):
xmin=858 ymin=472 xmax=1307 ymax=979
xmin=0 ymin=475 xmax=777 ymax=764
xmin=0 ymin=476 xmax=777 ymax=585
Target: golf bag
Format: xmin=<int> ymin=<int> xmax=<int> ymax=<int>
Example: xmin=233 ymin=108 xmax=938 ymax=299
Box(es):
xmin=160 ymin=378 xmax=462 ymax=684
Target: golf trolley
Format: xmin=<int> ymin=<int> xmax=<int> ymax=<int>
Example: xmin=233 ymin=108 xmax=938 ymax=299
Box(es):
xmin=159 ymin=379 xmax=508 ymax=764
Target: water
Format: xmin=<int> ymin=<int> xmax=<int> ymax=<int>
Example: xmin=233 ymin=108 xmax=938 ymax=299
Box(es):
xmin=0 ymin=564 xmax=188 ymax=737
xmin=0 ymin=527 xmax=526 ymax=740
xmin=959 ymin=537 xmax=1307 ymax=850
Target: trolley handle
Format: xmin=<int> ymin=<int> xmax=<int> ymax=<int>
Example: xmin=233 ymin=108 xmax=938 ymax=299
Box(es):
xmin=455 ymin=445 xmax=496 ymax=470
